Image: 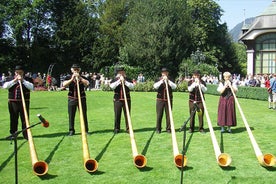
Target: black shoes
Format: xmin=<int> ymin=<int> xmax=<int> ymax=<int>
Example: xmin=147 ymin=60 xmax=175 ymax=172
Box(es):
xmin=188 ymin=129 xmax=205 ymax=134
xmin=68 ymin=131 xmax=75 ymax=136
xmin=6 ymin=135 xmax=14 ymax=140
xmin=114 ymin=129 xmax=120 ymax=134
xmin=199 ymin=129 xmax=206 ymax=134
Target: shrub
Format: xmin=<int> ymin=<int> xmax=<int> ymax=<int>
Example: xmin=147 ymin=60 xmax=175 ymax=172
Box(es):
xmin=205 ymin=84 xmax=269 ymax=101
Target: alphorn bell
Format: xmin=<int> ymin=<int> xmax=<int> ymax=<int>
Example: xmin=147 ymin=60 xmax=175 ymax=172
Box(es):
xmin=76 ymin=77 xmax=98 ymax=172
xmin=164 ymin=79 xmax=187 ymax=168
xmin=228 ymin=84 xmax=275 ymax=167
xmin=197 ymin=82 xmax=232 ymax=167
xmin=121 ymin=79 xmax=147 ymax=168
xmin=18 ymin=80 xmax=48 ymax=176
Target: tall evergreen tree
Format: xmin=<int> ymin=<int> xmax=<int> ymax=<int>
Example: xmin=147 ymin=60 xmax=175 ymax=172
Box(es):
xmin=123 ymin=0 xmax=192 ymax=79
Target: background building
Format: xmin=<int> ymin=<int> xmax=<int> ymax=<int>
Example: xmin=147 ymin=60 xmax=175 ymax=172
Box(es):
xmin=240 ymin=0 xmax=276 ymax=75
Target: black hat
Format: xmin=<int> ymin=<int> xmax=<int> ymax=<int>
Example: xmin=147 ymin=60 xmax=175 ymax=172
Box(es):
xmin=15 ymin=65 xmax=24 ymax=71
xmin=71 ymin=64 xmax=80 ymax=68
xmin=161 ymin=67 xmax=168 ymax=72
xmin=193 ymin=70 xmax=201 ymax=75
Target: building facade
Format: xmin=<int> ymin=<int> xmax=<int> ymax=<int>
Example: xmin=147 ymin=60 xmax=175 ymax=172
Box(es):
xmin=239 ymin=0 xmax=276 ymax=75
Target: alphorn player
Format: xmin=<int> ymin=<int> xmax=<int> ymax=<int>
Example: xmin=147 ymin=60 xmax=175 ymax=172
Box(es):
xmin=63 ymin=64 xmax=90 ymax=136
xmin=187 ymin=70 xmax=207 ymax=134
xmin=3 ymin=65 xmax=34 ymax=140
xmin=153 ymin=67 xmax=176 ymax=134
xmin=109 ymin=67 xmax=134 ymax=134
xmin=217 ymin=71 xmax=238 ymax=133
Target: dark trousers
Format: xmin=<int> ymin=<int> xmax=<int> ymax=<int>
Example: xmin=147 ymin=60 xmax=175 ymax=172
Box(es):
xmin=189 ymin=101 xmax=204 ymax=131
xmin=68 ymin=98 xmax=88 ymax=133
xmin=156 ymin=100 xmax=171 ymax=131
xmin=8 ymin=101 xmax=29 ymax=138
xmin=113 ymin=100 xmax=130 ymax=131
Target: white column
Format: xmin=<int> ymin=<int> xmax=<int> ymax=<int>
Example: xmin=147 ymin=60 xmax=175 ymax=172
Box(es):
xmin=247 ymin=49 xmax=254 ymax=75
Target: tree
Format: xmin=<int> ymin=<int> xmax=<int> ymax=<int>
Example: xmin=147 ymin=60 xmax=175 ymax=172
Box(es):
xmin=188 ymin=0 xmax=242 ymax=74
xmin=123 ymin=0 xmax=192 ymax=79
xmin=49 ymin=0 xmax=98 ymax=72
xmin=92 ymin=0 xmax=130 ymax=72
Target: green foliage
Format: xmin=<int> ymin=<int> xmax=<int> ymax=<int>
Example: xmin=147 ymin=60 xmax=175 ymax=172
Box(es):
xmin=0 ymin=0 xmax=250 ymax=78
xmin=176 ymin=81 xmax=188 ymax=92
xmin=133 ymin=81 xmax=155 ymax=92
xmin=205 ymin=84 xmax=269 ymax=101
xmin=123 ymin=0 xmax=192 ymax=79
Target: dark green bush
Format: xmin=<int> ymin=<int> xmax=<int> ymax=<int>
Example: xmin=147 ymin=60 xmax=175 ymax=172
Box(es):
xmin=205 ymin=84 xmax=269 ymax=101
xmin=102 ymin=82 xmax=269 ymax=101
xmin=176 ymin=81 xmax=188 ymax=92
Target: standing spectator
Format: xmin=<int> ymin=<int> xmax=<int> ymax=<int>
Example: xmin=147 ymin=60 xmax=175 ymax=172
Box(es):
xmin=95 ymin=73 xmax=101 ymax=89
xmin=248 ymin=75 xmax=257 ymax=87
xmin=62 ymin=64 xmax=90 ymax=136
xmin=137 ymin=73 xmax=145 ymax=83
xmin=3 ymin=65 xmax=34 ymax=140
xmin=187 ymin=70 xmax=207 ymax=133
xmin=270 ymin=74 xmax=276 ymax=110
xmin=1 ymin=73 xmax=7 ymax=86
xmin=153 ymin=67 xmax=176 ymax=134
xmin=217 ymin=72 xmax=237 ymax=133
xmin=109 ymin=67 xmax=134 ymax=134
xmin=265 ymin=75 xmax=273 ymax=109
xmin=46 ymin=74 xmax=52 ymax=91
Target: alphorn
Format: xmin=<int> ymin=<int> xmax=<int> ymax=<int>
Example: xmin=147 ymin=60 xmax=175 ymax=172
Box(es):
xmin=76 ymin=78 xmax=98 ymax=172
xmin=229 ymin=84 xmax=275 ymax=167
xmin=18 ymin=80 xmax=48 ymax=176
xmin=121 ymin=79 xmax=147 ymax=168
xmin=164 ymin=79 xmax=187 ymax=168
xmin=198 ymin=83 xmax=231 ymax=167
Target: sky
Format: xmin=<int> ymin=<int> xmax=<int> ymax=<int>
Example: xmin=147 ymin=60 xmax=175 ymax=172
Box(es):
xmin=215 ymin=0 xmax=273 ymax=30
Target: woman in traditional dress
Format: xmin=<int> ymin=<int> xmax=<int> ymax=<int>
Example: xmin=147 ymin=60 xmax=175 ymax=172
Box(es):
xmin=217 ymin=72 xmax=238 ymax=133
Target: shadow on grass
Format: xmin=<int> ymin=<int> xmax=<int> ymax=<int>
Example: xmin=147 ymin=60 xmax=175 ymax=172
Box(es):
xmin=88 ymin=170 xmax=105 ymax=175
xmin=138 ymin=166 xmax=153 ymax=172
xmin=45 ymin=135 xmax=65 ymax=164
xmin=0 ymin=141 xmax=27 ymax=172
xmin=95 ymin=134 xmax=115 ymax=162
xmin=262 ymin=166 xmax=276 ymax=172
xmin=220 ymin=165 xmax=236 ymax=171
xmin=213 ymin=126 xmax=253 ymax=134
xmin=141 ymin=129 xmax=155 ymax=156
xmin=178 ymin=165 xmax=193 ymax=171
xmin=30 ymin=106 xmax=49 ymax=110
xmin=219 ymin=131 xmax=236 ymax=171
xmin=38 ymin=173 xmax=58 ymax=180
xmin=178 ymin=130 xmax=194 ymax=155
xmin=220 ymin=132 xmax=225 ymax=153
xmin=36 ymin=136 xmax=65 ymax=180
xmin=32 ymin=132 xmax=70 ymax=138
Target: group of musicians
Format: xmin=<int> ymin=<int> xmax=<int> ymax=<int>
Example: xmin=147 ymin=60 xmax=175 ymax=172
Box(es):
xmin=3 ymin=64 xmax=237 ymax=140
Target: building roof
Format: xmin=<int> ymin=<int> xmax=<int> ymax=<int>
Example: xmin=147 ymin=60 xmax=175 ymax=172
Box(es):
xmin=239 ymin=0 xmax=276 ymax=41
xmin=260 ymin=0 xmax=276 ymax=16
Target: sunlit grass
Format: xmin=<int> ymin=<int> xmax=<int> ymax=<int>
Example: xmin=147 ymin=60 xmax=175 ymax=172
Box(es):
xmin=0 ymin=89 xmax=275 ymax=184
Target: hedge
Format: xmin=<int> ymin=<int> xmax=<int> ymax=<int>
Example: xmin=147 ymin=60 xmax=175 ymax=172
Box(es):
xmin=101 ymin=81 xmax=270 ymax=101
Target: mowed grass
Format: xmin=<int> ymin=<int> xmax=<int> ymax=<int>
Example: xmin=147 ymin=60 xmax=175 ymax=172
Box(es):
xmin=0 ymin=89 xmax=275 ymax=184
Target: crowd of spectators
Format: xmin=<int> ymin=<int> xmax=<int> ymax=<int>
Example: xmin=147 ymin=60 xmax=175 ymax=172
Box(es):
xmin=1 ymin=70 xmax=275 ymax=91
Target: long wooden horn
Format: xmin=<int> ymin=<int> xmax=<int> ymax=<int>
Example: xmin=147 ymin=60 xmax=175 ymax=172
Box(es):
xmin=229 ymin=84 xmax=275 ymax=167
xmin=164 ymin=79 xmax=187 ymax=168
xmin=18 ymin=80 xmax=48 ymax=176
xmin=76 ymin=78 xmax=98 ymax=172
xmin=121 ymin=79 xmax=147 ymax=168
xmin=198 ymin=83 xmax=232 ymax=167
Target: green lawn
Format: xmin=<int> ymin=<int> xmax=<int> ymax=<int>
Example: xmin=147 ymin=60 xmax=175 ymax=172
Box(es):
xmin=0 ymin=89 xmax=275 ymax=184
